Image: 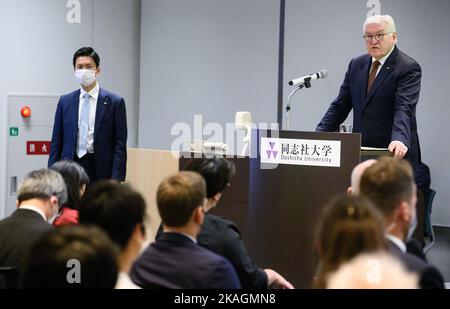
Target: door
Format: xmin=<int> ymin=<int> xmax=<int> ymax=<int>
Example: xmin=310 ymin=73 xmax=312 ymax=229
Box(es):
xmin=5 ymin=94 xmax=59 ymax=218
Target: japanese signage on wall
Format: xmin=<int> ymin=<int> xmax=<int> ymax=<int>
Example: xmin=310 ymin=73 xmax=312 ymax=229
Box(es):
xmin=260 ymin=137 xmax=341 ymax=167
xmin=27 ymin=141 xmax=51 ymax=155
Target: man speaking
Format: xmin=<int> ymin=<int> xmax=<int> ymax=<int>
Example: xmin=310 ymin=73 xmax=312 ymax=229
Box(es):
xmin=316 ymin=15 xmax=422 ymax=174
xmin=49 ymin=47 xmax=127 ymax=182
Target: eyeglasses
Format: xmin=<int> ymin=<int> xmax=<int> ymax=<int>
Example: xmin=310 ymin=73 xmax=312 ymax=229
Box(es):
xmin=363 ymin=32 xmax=392 ymax=42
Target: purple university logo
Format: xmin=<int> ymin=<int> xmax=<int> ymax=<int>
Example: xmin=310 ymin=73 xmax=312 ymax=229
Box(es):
xmin=266 ymin=142 xmax=278 ymax=159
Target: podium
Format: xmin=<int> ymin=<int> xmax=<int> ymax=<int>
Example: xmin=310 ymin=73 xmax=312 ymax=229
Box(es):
xmin=180 ymin=130 xmax=361 ymax=288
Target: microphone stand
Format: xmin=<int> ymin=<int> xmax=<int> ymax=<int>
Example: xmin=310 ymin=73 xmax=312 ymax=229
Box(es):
xmin=285 ymin=78 xmax=311 ymax=130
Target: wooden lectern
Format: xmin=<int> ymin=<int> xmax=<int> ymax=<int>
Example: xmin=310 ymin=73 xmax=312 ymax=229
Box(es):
xmin=181 ymin=130 xmax=361 ymax=288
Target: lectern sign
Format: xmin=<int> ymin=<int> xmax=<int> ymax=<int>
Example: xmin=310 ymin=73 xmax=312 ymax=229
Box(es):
xmin=261 ymin=137 xmax=341 ymax=167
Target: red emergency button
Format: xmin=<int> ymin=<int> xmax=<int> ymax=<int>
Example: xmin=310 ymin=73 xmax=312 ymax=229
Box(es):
xmin=21 ymin=106 xmax=31 ymax=118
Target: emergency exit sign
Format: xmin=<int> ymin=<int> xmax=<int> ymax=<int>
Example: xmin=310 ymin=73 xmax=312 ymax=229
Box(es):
xmin=27 ymin=141 xmax=51 ymax=155
xmin=10 ymin=127 xmax=19 ymax=137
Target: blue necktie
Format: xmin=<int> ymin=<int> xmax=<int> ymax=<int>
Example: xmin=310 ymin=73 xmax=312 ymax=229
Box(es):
xmin=78 ymin=93 xmax=90 ymax=158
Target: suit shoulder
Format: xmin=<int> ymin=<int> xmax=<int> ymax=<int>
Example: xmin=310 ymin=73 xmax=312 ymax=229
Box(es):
xmin=203 ymin=214 xmax=240 ymax=235
xmin=352 ymin=53 xmax=371 ymax=63
xmin=59 ymin=90 xmax=80 ymax=102
xmin=395 ymin=49 xmax=421 ymax=72
xmin=100 ymin=88 xmax=124 ymax=102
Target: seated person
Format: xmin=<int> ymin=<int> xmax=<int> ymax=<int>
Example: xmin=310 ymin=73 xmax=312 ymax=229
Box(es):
xmin=360 ymin=156 xmax=444 ymax=289
xmin=79 ymin=181 xmax=147 ymax=289
xmin=315 ymin=195 xmax=387 ymax=288
xmin=158 ymin=158 xmax=293 ymax=289
xmin=130 ymin=172 xmax=241 ymax=289
xmin=0 ymin=169 xmax=67 ymax=279
xmin=50 ymin=160 xmax=90 ymax=227
xmin=22 ymin=225 xmax=118 ymax=289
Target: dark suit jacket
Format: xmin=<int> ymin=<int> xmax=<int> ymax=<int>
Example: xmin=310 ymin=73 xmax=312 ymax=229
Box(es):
xmin=197 ymin=214 xmax=268 ymax=289
xmin=317 ymin=46 xmax=422 ymax=171
xmin=48 ymin=88 xmax=127 ymax=181
xmin=388 ymin=240 xmax=444 ymax=289
xmin=0 ymin=209 xmax=53 ymax=275
xmin=155 ymin=214 xmax=268 ymax=289
xmin=130 ymin=233 xmax=241 ymax=289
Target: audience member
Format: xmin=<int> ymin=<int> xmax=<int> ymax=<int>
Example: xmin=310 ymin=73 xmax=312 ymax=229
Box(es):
xmin=0 ymin=169 xmax=67 ymax=278
xmin=360 ymin=156 xmax=444 ymax=288
xmin=180 ymin=158 xmax=293 ymax=289
xmin=315 ymin=195 xmax=386 ymax=288
xmin=131 ymin=172 xmax=241 ymax=289
xmin=22 ymin=225 xmax=118 ymax=289
xmin=51 ymin=160 xmax=90 ymax=227
xmin=79 ymin=181 xmax=146 ymax=289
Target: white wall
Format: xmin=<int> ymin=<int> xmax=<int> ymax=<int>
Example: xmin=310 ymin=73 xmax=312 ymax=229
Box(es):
xmin=138 ymin=0 xmax=280 ymax=152
xmin=0 ymin=0 xmax=140 ymax=219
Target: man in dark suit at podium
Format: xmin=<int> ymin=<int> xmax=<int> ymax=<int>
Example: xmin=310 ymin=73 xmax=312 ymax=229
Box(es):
xmin=360 ymin=157 xmax=444 ymax=289
xmin=316 ymin=15 xmax=423 ymax=178
xmin=48 ymin=47 xmax=127 ymax=182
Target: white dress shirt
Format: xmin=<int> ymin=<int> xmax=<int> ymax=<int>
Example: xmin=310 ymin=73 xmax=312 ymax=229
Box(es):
xmin=386 ymin=234 xmax=407 ymax=253
xmin=78 ymin=83 xmax=99 ymax=154
xmin=19 ymin=205 xmax=47 ymax=221
xmin=371 ymin=44 xmax=395 ymax=76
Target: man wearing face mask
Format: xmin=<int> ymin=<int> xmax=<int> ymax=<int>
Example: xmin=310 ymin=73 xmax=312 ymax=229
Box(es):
xmin=0 ymin=169 xmax=67 ymax=281
xmin=360 ymin=157 xmax=444 ymax=289
xmin=49 ymin=47 xmax=127 ymax=183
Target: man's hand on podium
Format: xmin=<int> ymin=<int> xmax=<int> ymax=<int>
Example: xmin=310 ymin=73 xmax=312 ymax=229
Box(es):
xmin=389 ymin=141 xmax=408 ymax=159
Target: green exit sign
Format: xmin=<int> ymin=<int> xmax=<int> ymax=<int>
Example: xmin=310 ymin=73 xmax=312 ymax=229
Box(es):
xmin=10 ymin=127 xmax=19 ymax=137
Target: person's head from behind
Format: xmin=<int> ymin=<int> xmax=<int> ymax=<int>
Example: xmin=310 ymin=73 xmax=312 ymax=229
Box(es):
xmin=51 ymin=160 xmax=90 ymax=210
xmin=73 ymin=47 xmax=101 ymax=89
xmin=363 ymin=15 xmax=397 ymax=60
xmin=315 ymin=194 xmax=386 ymax=288
xmin=327 ymin=251 xmax=418 ymax=289
xmin=23 ymin=225 xmax=118 ymax=289
xmin=183 ymin=158 xmax=235 ymax=211
xmin=347 ymin=159 xmax=377 ymax=196
xmin=157 ymin=172 xmax=206 ymax=236
xmin=17 ymin=169 xmax=67 ymax=223
xmin=78 ymin=181 xmax=147 ymax=262
xmin=360 ymin=156 xmax=417 ymax=241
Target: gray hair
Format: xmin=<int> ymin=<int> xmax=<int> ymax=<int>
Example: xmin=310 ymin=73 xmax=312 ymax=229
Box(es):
xmin=363 ymin=15 xmax=397 ymax=33
xmin=17 ymin=169 xmax=68 ymax=206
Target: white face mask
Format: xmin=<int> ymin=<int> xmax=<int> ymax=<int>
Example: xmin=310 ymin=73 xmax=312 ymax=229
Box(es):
xmin=75 ymin=69 xmax=97 ymax=87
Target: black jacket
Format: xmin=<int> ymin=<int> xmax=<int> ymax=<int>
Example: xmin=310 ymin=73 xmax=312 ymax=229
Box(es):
xmin=156 ymin=213 xmax=268 ymax=289
xmin=0 ymin=209 xmax=53 ymax=275
xmin=388 ymin=240 xmax=444 ymax=289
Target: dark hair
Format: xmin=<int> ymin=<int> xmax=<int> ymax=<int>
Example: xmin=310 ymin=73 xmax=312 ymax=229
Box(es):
xmin=315 ymin=195 xmax=386 ymax=288
xmin=50 ymin=161 xmax=89 ymax=210
xmin=78 ymin=181 xmax=146 ymax=250
xmin=157 ymin=172 xmax=206 ymax=227
xmin=360 ymin=156 xmax=414 ymax=217
xmin=73 ymin=47 xmax=100 ymax=68
xmin=183 ymin=158 xmax=235 ymax=198
xmin=22 ymin=225 xmax=118 ymax=289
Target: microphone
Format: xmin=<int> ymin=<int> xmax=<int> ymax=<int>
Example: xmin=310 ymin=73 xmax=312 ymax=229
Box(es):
xmin=288 ymin=70 xmax=328 ymax=86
